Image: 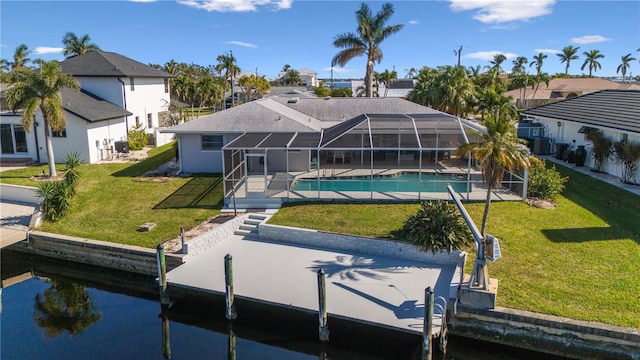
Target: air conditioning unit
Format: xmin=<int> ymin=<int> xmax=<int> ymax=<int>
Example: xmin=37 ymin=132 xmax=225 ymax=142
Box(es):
xmin=114 ymin=140 xmax=129 ymax=153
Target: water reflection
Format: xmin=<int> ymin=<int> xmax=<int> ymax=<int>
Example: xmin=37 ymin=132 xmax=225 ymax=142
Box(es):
xmin=34 ymin=280 xmax=101 ymax=338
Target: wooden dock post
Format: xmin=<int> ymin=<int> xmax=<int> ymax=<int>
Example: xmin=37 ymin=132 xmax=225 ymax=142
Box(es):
xmin=156 ymin=244 xmax=169 ymax=305
xmin=161 ymin=304 xmax=171 ymax=359
xmin=317 ymin=269 xmax=330 ymax=341
xmin=422 ymin=286 xmax=434 ymax=360
xmin=180 ymin=226 xmax=186 ymax=253
xmin=227 ymin=322 xmax=236 ymax=360
xmin=225 ymin=254 xmax=237 ymax=320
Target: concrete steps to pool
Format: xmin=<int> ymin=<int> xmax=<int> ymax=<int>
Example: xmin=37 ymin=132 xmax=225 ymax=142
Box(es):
xmin=234 ymin=213 xmax=270 ymax=236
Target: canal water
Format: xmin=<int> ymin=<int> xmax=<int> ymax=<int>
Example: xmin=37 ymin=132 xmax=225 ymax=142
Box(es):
xmin=1 ymin=250 xmax=566 ymax=360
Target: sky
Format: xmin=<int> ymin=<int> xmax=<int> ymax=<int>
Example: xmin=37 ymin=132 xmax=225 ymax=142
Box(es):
xmin=1 ymin=0 xmax=639 ymax=80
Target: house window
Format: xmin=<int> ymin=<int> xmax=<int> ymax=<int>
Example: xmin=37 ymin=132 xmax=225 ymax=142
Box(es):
xmin=130 ymin=77 xmax=135 ymax=91
xmin=621 ymin=133 xmax=629 ymax=142
xmin=578 ymin=126 xmax=598 ymax=141
xmin=147 ymin=113 xmax=153 ymax=129
xmin=51 ymin=128 xmax=67 ymax=138
xmin=202 ymin=135 xmax=223 ymax=150
xmin=135 ymin=116 xmax=140 ymax=127
xmin=164 ymin=78 xmax=169 ymax=93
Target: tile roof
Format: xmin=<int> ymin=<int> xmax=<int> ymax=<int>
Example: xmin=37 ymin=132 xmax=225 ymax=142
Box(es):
xmin=61 ymin=88 xmax=132 ymax=122
xmin=59 ymin=51 xmax=174 ymax=78
xmin=505 ymin=78 xmax=640 ymax=100
xmin=522 ymin=90 xmax=640 ymax=133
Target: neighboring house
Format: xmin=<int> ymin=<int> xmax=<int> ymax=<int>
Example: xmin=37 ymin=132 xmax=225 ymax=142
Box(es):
xmin=164 ymin=96 xmax=441 ymax=174
xmin=1 ymin=88 xmax=131 ymax=164
xmin=297 ymin=68 xmax=318 ymax=87
xmin=349 ymin=79 xmax=416 ymax=98
xmin=507 ymin=78 xmax=640 ymax=109
xmin=522 ymin=89 xmax=640 ymax=180
xmin=59 ymin=51 xmax=175 ymax=147
xmin=1 ymin=51 xmax=174 ymax=164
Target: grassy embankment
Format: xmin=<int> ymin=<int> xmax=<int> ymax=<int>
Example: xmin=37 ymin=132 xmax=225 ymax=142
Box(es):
xmin=0 ymin=144 xmax=224 ymax=248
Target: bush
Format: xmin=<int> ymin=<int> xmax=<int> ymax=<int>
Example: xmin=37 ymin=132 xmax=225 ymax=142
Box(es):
xmin=128 ymin=123 xmax=149 ymax=151
xmin=61 ymin=151 xmax=83 ymax=194
xmin=36 ymin=180 xmax=73 ymax=221
xmin=527 ymin=156 xmax=569 ymax=201
xmin=393 ymin=200 xmax=473 ymax=254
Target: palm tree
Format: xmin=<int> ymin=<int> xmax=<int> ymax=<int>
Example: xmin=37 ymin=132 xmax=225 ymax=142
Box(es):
xmin=456 ymin=114 xmax=529 ymax=235
xmin=11 ymin=44 xmax=32 ymax=70
xmin=511 ymin=56 xmax=528 ymax=75
xmin=62 ymin=32 xmax=100 ymax=57
xmin=331 ymin=2 xmax=404 ymax=98
xmin=529 ymin=72 xmax=550 ymax=108
xmin=581 ymin=49 xmax=605 ymax=77
xmin=215 ymin=51 xmax=240 ymax=107
xmin=281 ymin=64 xmax=291 ymax=85
xmin=530 ymin=53 xmax=547 ymax=76
xmin=489 ymin=54 xmax=507 ymax=73
xmin=510 ymin=72 xmax=535 ymax=108
xmin=557 ymin=45 xmax=580 ymax=75
xmin=404 ymin=67 xmax=418 ymax=79
xmin=5 ymin=61 xmax=80 ymax=177
xmin=377 ymin=68 xmax=397 ymax=97
xmin=617 ymin=53 xmax=637 ymax=82
xmin=409 ymin=65 xmax=475 ymax=118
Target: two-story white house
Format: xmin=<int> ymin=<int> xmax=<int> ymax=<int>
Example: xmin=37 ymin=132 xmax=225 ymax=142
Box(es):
xmin=1 ymin=51 xmax=175 ymax=165
xmin=59 ymin=51 xmax=175 ymax=147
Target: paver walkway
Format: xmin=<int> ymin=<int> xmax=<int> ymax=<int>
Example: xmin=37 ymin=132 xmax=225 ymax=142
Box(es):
xmin=167 ymin=233 xmax=455 ymax=335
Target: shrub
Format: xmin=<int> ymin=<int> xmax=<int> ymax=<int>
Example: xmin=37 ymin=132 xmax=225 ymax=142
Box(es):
xmin=613 ymin=139 xmax=640 ymax=185
xmin=394 ymin=200 xmax=473 ymax=254
xmin=128 ymin=123 xmax=149 ymax=151
xmin=527 ymin=156 xmax=569 ymax=201
xmin=61 ymin=151 xmax=83 ymax=194
xmin=589 ymin=130 xmax=613 ymax=173
xmin=36 ymin=180 xmax=73 ymax=222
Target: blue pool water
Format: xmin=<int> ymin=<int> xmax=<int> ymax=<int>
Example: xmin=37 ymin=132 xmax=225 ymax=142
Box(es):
xmin=291 ymin=173 xmax=470 ymax=193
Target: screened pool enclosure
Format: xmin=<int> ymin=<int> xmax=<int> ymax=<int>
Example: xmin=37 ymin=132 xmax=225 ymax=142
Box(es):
xmin=222 ymin=113 xmax=527 ymax=208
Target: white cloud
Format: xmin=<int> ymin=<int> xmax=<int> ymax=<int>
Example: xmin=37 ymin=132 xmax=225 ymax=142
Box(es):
xmin=449 ymin=0 xmax=555 ymax=24
xmin=464 ymin=51 xmax=518 ymax=61
xmin=534 ymin=48 xmax=561 ymax=55
xmin=177 ymin=0 xmax=292 ymax=12
xmin=225 ymin=40 xmax=257 ymax=48
xmin=33 ymin=46 xmax=63 ymax=55
xmin=570 ymin=35 xmax=612 ymax=44
xmin=408 ymin=20 xmax=419 ymax=25
xmin=487 ymin=23 xmax=519 ymax=31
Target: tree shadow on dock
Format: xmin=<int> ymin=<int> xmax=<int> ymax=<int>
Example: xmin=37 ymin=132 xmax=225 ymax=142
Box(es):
xmin=308 ymin=255 xmax=411 ymax=281
xmin=332 ymin=282 xmax=424 ymax=320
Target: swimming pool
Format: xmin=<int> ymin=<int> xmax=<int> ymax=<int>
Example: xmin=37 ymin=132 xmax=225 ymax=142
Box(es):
xmin=291 ymin=173 xmax=470 ymax=193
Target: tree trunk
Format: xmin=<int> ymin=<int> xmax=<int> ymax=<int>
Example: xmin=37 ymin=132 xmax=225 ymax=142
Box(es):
xmin=366 ymin=59 xmax=374 ymax=98
xmin=43 ymin=117 xmax=57 ymax=177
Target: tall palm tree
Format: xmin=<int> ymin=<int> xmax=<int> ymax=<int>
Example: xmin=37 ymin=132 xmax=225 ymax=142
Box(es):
xmin=530 ymin=53 xmax=547 ymax=75
xmin=511 ymin=56 xmax=528 ymax=75
xmin=404 ymin=67 xmax=418 ymax=79
xmin=331 ymin=2 xmax=404 ymax=98
xmin=456 ymin=114 xmax=529 ymax=235
xmin=557 ymin=45 xmax=580 ymax=75
xmin=581 ymin=49 xmax=605 ymax=77
xmin=281 ymin=64 xmax=291 ymax=86
xmin=617 ymin=53 xmax=637 ymax=82
xmin=377 ymin=68 xmax=397 ymax=97
xmin=62 ymin=32 xmax=100 ymax=58
xmin=11 ymin=44 xmax=32 ymax=70
xmin=215 ymin=51 xmax=240 ymax=107
xmin=489 ymin=54 xmax=507 ymax=73
xmin=5 ymin=61 xmax=80 ymax=177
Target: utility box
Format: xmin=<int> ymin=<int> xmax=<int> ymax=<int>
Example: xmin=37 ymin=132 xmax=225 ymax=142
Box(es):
xmin=533 ymin=137 xmax=551 ymax=155
xmin=114 ymin=141 xmax=130 ymax=154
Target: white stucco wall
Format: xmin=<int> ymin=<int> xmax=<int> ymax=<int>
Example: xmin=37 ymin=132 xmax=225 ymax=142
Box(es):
xmin=86 ymin=119 xmax=128 ymax=163
xmin=177 ymin=133 xmax=237 ymax=173
xmin=531 ymin=116 xmax=640 ymax=181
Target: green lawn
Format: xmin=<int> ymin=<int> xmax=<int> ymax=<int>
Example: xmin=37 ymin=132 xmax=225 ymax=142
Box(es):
xmin=268 ymin=163 xmax=640 ymax=329
xmin=0 ymin=144 xmax=224 ymax=248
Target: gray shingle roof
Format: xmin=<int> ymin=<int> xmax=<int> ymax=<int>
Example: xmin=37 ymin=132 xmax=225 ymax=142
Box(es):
xmin=522 ymin=90 xmax=640 ymax=134
xmin=61 ymin=88 xmax=132 ymax=122
xmin=164 ymin=96 xmax=439 ymax=135
xmin=59 ymin=51 xmax=174 ymax=78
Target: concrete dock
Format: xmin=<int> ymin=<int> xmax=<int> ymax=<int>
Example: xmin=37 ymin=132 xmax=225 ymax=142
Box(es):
xmin=166 ymin=231 xmax=456 ymax=335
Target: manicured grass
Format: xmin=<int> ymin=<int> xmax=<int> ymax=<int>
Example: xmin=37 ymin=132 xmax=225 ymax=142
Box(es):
xmin=1 ymin=144 xmax=224 ymax=248
xmin=268 ymin=164 xmax=640 ymax=329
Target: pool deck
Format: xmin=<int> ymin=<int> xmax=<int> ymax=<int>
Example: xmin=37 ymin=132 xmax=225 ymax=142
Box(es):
xmin=166 ymin=231 xmax=455 ymax=335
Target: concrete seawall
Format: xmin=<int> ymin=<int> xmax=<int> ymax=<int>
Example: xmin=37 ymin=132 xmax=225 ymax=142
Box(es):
xmin=448 ymin=304 xmax=640 ymax=360
xmin=11 ymin=231 xmax=184 ymax=276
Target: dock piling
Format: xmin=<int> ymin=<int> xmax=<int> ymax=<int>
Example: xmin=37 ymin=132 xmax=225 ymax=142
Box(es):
xmin=180 ymin=227 xmax=186 ymax=253
xmin=224 ymin=254 xmax=237 ymax=320
xmin=161 ymin=304 xmax=171 ymax=359
xmin=317 ymin=268 xmax=330 ymax=341
xmin=422 ymin=286 xmax=434 ymax=360
xmin=156 ymin=244 xmax=169 ymax=305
